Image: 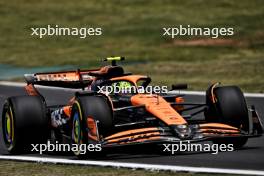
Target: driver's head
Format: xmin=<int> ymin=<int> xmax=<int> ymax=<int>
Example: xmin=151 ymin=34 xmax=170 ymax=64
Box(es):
xmin=114 ymin=81 xmax=133 ymax=94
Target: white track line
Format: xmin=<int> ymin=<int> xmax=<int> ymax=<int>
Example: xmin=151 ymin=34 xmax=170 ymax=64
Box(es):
xmin=1 ymin=81 xmax=264 ymax=98
xmin=0 ymin=155 xmax=263 ymax=176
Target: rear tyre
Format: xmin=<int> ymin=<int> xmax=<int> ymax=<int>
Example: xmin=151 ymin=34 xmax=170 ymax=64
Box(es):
xmin=2 ymin=96 xmax=48 ymax=154
xmin=71 ymin=95 xmax=113 ymax=158
xmin=205 ymin=86 xmax=249 ymax=148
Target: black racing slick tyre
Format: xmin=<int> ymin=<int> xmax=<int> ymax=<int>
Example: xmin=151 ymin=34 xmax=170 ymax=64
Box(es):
xmin=205 ymin=86 xmax=249 ymax=148
xmin=2 ymin=96 xmax=48 ymax=154
xmin=71 ymin=95 xmax=113 ymax=158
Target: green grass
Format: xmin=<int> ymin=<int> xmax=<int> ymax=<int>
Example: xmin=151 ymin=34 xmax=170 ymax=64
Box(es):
xmin=0 ymin=0 xmax=263 ymax=92
xmin=0 ymin=161 xmax=237 ymax=176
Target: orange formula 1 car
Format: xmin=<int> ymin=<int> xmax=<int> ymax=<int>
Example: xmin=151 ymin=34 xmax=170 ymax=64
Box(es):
xmin=2 ymin=57 xmax=263 ymax=157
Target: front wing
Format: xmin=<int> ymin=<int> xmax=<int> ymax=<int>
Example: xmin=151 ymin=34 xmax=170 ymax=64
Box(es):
xmin=100 ymin=108 xmax=263 ymax=148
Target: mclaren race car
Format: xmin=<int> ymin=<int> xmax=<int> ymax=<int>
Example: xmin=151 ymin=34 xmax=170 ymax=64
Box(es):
xmin=2 ymin=57 xmax=263 ymax=157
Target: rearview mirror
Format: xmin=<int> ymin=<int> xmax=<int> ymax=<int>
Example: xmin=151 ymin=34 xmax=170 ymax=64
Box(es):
xmin=171 ymin=84 xmax=188 ymax=90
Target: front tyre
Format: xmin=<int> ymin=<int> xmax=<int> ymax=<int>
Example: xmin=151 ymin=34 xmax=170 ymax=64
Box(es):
xmin=205 ymin=85 xmax=249 ymax=148
xmin=2 ymin=96 xmax=48 ymax=154
xmin=71 ymin=95 xmax=113 ymax=158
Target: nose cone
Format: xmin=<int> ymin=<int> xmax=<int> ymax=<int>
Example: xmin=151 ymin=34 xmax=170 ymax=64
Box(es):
xmin=172 ymin=124 xmax=193 ymax=139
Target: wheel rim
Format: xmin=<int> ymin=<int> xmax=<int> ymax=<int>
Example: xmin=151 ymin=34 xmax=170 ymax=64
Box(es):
xmin=71 ymin=102 xmax=83 ymax=156
xmin=4 ymin=107 xmax=14 ymax=150
xmin=73 ymin=112 xmax=81 ymax=144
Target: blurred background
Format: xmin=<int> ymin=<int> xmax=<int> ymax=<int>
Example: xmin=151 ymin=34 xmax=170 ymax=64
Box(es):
xmin=0 ymin=0 xmax=263 ymax=92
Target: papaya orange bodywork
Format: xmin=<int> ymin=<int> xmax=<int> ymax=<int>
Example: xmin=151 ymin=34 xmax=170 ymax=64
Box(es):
xmin=199 ymin=123 xmax=239 ymax=130
xmin=173 ymin=97 xmax=185 ymax=112
xmin=104 ymin=127 xmax=163 ymax=145
xmin=62 ymin=106 xmax=72 ymax=118
xmin=105 ymin=127 xmax=159 ymax=140
xmin=25 ymin=84 xmax=39 ymax=96
xmin=131 ymin=94 xmax=187 ymax=125
xmin=106 ymin=132 xmax=161 ymax=144
xmin=87 ymin=116 xmax=99 ymax=141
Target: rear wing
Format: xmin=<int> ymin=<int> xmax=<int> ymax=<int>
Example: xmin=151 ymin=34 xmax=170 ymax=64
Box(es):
xmin=24 ymin=57 xmax=127 ymax=89
xmin=24 ymin=69 xmax=97 ymax=89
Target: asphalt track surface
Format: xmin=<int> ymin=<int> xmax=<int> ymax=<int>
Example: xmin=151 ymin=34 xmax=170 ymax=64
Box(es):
xmin=0 ymin=84 xmax=263 ymax=171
